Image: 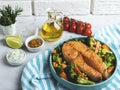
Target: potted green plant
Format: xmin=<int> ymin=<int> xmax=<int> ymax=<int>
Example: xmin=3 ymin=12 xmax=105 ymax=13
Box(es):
xmin=0 ymin=5 xmax=23 ymax=35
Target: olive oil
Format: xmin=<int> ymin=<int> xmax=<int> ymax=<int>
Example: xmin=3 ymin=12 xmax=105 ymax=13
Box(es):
xmin=39 ymin=20 xmax=63 ymax=42
xmin=39 ymin=9 xmax=63 ymax=42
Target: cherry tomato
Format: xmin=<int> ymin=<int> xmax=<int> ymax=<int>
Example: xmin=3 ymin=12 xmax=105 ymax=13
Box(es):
xmin=69 ymin=23 xmax=77 ymax=32
xmin=76 ymin=21 xmax=85 ymax=34
xmin=85 ymin=23 xmax=92 ymax=29
xmin=63 ymin=16 xmax=70 ymax=22
xmin=71 ymin=19 xmax=76 ymax=24
xmin=63 ymin=22 xmax=70 ymax=30
xmin=83 ymin=28 xmax=92 ymax=36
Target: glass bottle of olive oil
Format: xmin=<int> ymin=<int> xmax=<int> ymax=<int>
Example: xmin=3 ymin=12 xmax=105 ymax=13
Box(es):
xmin=39 ymin=9 xmax=63 ymax=42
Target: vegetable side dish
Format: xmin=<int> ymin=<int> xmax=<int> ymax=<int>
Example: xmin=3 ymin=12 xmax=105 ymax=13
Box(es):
xmin=52 ymin=36 xmax=116 ymax=85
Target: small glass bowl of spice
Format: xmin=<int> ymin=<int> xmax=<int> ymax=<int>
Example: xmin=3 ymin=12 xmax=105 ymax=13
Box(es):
xmin=25 ymin=35 xmax=44 ymax=52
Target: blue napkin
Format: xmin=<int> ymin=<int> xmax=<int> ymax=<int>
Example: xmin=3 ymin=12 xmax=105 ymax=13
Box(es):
xmin=94 ymin=23 xmax=120 ymax=90
xmin=21 ymin=23 xmax=120 ymax=90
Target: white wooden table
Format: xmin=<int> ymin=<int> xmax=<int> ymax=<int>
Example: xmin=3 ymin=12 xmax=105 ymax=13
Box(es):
xmin=0 ymin=15 xmax=120 ymax=90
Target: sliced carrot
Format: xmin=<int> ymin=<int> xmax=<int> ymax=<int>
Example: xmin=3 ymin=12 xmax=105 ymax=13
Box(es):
xmin=61 ymin=63 xmax=67 ymax=69
xmin=52 ymin=62 xmax=58 ymax=68
xmin=102 ymin=44 xmax=110 ymax=51
xmin=52 ymin=49 xmax=57 ymax=54
xmin=107 ymin=66 xmax=115 ymax=74
xmin=59 ymin=71 xmax=68 ymax=80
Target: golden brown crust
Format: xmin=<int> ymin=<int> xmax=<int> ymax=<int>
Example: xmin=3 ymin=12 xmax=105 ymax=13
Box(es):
xmin=74 ymin=55 xmax=102 ymax=81
xmin=62 ymin=41 xmax=108 ymax=81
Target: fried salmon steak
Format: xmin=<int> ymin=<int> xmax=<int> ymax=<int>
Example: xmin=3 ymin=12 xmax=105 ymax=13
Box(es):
xmin=62 ymin=41 xmax=108 ymax=81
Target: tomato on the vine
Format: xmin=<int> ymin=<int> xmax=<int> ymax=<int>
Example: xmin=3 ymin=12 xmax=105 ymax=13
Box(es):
xmin=69 ymin=23 xmax=77 ymax=32
xmin=76 ymin=21 xmax=85 ymax=34
xmin=63 ymin=16 xmax=70 ymax=22
xmin=83 ymin=28 xmax=92 ymax=36
xmin=71 ymin=19 xmax=76 ymax=24
xmin=85 ymin=23 xmax=92 ymax=29
xmin=63 ymin=22 xmax=70 ymax=30
xmin=63 ymin=16 xmax=92 ymax=36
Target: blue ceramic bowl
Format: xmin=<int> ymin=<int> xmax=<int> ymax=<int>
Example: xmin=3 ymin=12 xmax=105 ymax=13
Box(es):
xmin=49 ymin=37 xmax=118 ymax=90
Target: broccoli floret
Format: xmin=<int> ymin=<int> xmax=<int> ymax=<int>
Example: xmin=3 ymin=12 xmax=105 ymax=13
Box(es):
xmin=106 ymin=53 xmax=115 ymax=62
xmin=52 ymin=54 xmax=60 ymax=61
xmin=103 ymin=53 xmax=116 ymax=67
xmin=64 ymin=63 xmax=77 ymax=81
xmin=97 ymin=50 xmax=103 ymax=58
xmin=55 ymin=65 xmax=63 ymax=75
xmin=77 ymin=76 xmax=95 ymax=85
xmin=70 ymin=69 xmax=77 ymax=79
xmin=98 ymin=47 xmax=116 ymax=68
xmin=65 ymin=63 xmax=75 ymax=70
xmin=104 ymin=61 xmax=112 ymax=68
xmin=64 ymin=63 xmax=95 ymax=85
xmin=55 ymin=45 xmax=61 ymax=52
xmin=52 ymin=54 xmax=62 ymax=64
xmin=65 ymin=63 xmax=76 ymax=79
xmin=102 ymin=48 xmax=112 ymax=55
xmin=85 ymin=36 xmax=96 ymax=49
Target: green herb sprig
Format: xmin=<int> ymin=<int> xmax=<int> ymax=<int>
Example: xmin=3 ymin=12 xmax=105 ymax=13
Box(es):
xmin=0 ymin=5 xmax=23 ymax=26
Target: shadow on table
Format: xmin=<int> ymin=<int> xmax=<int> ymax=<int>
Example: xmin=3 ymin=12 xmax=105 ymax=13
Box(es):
xmin=0 ymin=39 xmax=7 ymax=47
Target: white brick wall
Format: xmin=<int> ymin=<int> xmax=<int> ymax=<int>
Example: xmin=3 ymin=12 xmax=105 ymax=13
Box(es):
xmin=0 ymin=0 xmax=32 ymax=16
xmin=0 ymin=0 xmax=120 ymax=16
xmin=92 ymin=0 xmax=120 ymax=15
xmin=34 ymin=0 xmax=91 ymax=16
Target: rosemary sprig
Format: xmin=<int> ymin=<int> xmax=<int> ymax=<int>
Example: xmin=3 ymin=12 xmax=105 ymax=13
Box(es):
xmin=0 ymin=5 xmax=23 ymax=26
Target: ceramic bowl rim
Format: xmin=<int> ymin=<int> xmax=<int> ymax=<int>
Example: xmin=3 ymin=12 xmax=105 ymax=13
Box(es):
xmin=25 ymin=35 xmax=44 ymax=50
xmin=49 ymin=37 xmax=118 ymax=88
xmin=6 ymin=49 xmax=26 ymax=65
